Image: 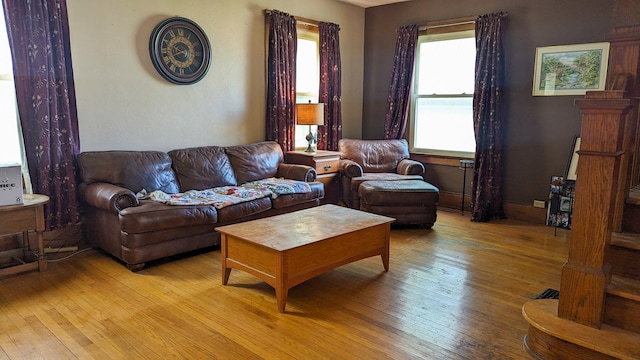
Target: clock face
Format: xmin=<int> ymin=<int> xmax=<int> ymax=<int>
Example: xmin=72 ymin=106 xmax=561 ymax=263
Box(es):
xmin=150 ymin=17 xmax=211 ymax=85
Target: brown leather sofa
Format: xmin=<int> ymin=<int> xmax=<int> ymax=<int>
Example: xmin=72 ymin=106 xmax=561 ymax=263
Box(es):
xmin=338 ymin=138 xmax=439 ymax=227
xmin=78 ymin=141 xmax=324 ymax=271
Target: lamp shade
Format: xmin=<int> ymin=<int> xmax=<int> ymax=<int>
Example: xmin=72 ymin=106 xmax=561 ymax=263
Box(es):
xmin=296 ymin=103 xmax=325 ymax=126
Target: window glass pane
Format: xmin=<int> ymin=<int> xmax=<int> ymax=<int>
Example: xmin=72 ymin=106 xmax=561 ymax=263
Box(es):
xmin=417 ymin=37 xmax=475 ymax=95
xmin=0 ymin=12 xmax=11 ymax=74
xmin=0 ymin=82 xmax=20 ymax=164
xmin=414 ymin=97 xmax=475 ymax=153
xmin=296 ymin=38 xmax=318 ymax=95
xmin=0 ymin=12 xmax=21 ymax=164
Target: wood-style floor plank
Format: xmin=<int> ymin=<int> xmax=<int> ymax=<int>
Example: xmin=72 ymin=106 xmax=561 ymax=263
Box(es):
xmin=0 ymin=209 xmax=568 ymax=359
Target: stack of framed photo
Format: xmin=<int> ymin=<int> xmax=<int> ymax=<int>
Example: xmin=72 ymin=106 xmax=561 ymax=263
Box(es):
xmin=546 ymin=176 xmax=575 ymax=229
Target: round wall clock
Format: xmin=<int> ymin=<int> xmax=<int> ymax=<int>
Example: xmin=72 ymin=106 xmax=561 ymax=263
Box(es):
xmin=149 ymin=17 xmax=211 ymax=85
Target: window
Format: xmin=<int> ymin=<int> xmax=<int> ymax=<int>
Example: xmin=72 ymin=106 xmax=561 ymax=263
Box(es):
xmin=410 ymin=23 xmax=476 ymax=158
xmin=0 ymin=10 xmax=21 ymax=165
xmin=295 ymin=25 xmax=319 ymax=149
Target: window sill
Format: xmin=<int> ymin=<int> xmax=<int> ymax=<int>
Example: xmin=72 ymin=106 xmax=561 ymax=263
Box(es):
xmin=410 ymin=152 xmax=474 ymax=167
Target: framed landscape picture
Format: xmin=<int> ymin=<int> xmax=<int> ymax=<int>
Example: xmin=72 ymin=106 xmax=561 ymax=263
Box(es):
xmin=532 ymin=42 xmax=610 ymax=96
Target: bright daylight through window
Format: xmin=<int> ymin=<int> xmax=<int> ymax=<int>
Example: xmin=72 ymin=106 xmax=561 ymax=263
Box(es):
xmin=295 ymin=28 xmax=319 ymax=149
xmin=411 ymin=28 xmax=476 ymax=157
xmin=0 ymin=11 xmax=21 ymax=165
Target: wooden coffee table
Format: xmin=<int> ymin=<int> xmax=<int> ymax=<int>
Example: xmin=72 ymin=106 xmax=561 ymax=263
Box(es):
xmin=216 ymin=204 xmax=394 ymax=313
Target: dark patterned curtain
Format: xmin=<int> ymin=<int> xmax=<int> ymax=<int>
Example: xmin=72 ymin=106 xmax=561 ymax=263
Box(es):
xmin=265 ymin=10 xmax=297 ymax=152
xmin=383 ymin=24 xmax=418 ymax=140
xmin=470 ymin=12 xmax=507 ymax=222
xmin=317 ymin=22 xmax=342 ymax=151
xmin=3 ymin=0 xmax=81 ymax=230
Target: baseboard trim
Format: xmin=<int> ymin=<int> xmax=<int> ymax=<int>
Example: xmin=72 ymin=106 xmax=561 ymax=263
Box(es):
xmin=438 ymin=191 xmax=547 ymax=224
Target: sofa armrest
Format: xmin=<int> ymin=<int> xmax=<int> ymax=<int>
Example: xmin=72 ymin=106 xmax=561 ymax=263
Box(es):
xmin=339 ymin=159 xmax=363 ymax=178
xmin=276 ymin=163 xmax=317 ymax=182
xmin=397 ymin=159 xmax=425 ymax=176
xmin=80 ymin=182 xmax=139 ymax=214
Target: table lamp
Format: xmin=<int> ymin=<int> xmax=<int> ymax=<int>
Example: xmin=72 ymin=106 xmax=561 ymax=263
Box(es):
xmin=296 ymin=102 xmax=325 ymax=152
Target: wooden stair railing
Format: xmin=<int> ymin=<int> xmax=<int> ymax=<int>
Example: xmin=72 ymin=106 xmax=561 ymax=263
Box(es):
xmin=523 ymin=3 xmax=640 ymax=358
xmin=523 ymin=91 xmax=640 ymax=359
xmin=523 ymin=90 xmax=640 ymax=359
xmin=557 ymin=91 xmax=634 ymax=329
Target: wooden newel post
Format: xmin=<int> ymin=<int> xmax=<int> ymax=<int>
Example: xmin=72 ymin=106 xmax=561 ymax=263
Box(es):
xmin=558 ymin=91 xmax=633 ymax=328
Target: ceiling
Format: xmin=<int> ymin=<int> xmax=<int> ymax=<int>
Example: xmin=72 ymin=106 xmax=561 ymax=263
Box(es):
xmin=338 ymin=0 xmax=411 ymax=8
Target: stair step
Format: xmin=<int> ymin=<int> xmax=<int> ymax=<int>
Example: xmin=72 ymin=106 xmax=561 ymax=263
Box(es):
xmin=628 ymin=185 xmax=640 ymax=205
xmin=607 ymin=275 xmax=640 ymax=302
xmin=605 ymin=275 xmax=640 ymax=333
xmin=611 ymin=231 xmax=640 ymax=250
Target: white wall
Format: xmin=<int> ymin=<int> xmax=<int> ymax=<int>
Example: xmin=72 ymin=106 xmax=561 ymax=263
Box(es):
xmin=67 ymin=0 xmax=364 ymax=152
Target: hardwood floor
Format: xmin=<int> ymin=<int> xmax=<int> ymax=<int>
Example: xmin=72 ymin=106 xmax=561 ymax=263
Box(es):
xmin=0 ymin=208 xmax=569 ymax=359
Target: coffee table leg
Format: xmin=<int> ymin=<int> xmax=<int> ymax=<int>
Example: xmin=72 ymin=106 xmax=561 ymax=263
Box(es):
xmin=276 ymin=252 xmax=288 ymax=313
xmin=222 ymin=267 xmax=231 ymax=285
xmin=276 ymin=287 xmax=288 ymax=313
xmin=382 ymin=224 xmax=390 ymax=271
xmin=221 ymin=234 xmax=231 ymax=285
xmin=381 ymin=253 xmax=389 ymax=271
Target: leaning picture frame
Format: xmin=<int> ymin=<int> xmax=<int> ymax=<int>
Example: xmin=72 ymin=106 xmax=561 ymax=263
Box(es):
xmin=532 ymin=42 xmax=610 ymax=96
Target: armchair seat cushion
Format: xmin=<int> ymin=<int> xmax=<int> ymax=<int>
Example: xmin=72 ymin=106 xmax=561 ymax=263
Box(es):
xmin=348 ymin=173 xmax=423 ymax=194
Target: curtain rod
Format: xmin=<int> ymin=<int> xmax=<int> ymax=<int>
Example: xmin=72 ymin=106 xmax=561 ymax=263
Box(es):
xmin=418 ymin=13 xmax=508 ymax=31
xmin=263 ymin=9 xmax=319 ymax=26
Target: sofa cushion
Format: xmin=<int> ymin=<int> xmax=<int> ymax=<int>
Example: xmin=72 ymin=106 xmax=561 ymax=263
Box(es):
xmin=119 ymin=201 xmax=218 ymax=233
xmin=216 ymin=197 xmax=272 ymax=224
xmin=225 ymin=141 xmax=283 ymax=184
xmin=168 ymin=146 xmax=237 ymax=190
xmin=271 ymin=182 xmax=325 ymax=209
xmin=78 ymin=151 xmax=179 ymax=194
xmin=122 ymin=224 xmax=217 ymax=248
xmin=339 ymin=139 xmax=411 ymax=173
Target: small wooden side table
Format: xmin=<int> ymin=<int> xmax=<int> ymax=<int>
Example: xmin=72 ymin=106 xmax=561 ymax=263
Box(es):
xmin=286 ymin=150 xmax=342 ymax=204
xmin=0 ymin=194 xmax=49 ymax=276
xmin=459 ymin=159 xmax=474 ymax=215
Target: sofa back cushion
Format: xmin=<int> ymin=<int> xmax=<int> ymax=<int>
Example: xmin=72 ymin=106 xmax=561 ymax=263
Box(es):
xmin=168 ymin=146 xmax=237 ymax=190
xmin=339 ymin=139 xmax=410 ymax=173
xmin=78 ymin=151 xmax=179 ymax=194
xmin=225 ymin=141 xmax=283 ymax=184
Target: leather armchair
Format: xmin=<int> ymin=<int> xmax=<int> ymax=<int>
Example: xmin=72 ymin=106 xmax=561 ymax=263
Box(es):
xmin=338 ymin=139 xmax=425 ymax=209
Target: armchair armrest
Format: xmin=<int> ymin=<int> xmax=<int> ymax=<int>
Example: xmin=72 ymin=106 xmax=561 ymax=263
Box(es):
xmin=397 ymin=159 xmax=425 ymax=175
xmin=276 ymin=163 xmax=317 ymax=182
xmin=79 ymin=182 xmax=139 ymax=214
xmin=339 ymin=159 xmax=363 ymax=178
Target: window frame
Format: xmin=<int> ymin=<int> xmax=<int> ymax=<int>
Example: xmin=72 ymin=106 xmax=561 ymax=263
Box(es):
xmin=408 ymin=19 xmax=476 ymax=161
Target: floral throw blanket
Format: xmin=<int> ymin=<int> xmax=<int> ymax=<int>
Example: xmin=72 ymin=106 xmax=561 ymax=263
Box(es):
xmin=138 ymin=178 xmax=311 ymax=209
xmin=242 ymin=178 xmax=311 ymax=197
